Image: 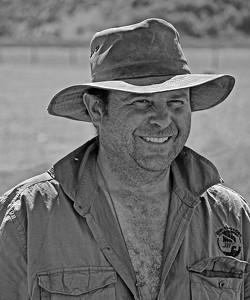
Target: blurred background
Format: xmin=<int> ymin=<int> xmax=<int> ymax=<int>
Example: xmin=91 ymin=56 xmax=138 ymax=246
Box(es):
xmin=0 ymin=0 xmax=250 ymax=202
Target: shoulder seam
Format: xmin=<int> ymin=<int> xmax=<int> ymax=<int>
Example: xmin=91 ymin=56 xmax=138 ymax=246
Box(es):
xmin=209 ymin=184 xmax=250 ymax=208
xmin=12 ymin=172 xmax=55 ymax=200
xmin=1 ymin=172 xmax=56 ymax=255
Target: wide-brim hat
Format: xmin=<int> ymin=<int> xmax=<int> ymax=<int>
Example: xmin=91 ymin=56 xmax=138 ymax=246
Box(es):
xmin=48 ymin=18 xmax=235 ymax=122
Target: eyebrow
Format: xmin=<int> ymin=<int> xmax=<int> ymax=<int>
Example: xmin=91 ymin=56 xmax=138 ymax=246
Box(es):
xmin=122 ymin=93 xmax=151 ymax=102
xmin=122 ymin=91 xmax=189 ymax=102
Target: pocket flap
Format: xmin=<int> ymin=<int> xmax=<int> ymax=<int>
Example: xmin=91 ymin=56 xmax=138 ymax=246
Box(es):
xmin=188 ymin=256 xmax=249 ymax=276
xmin=38 ymin=266 xmax=117 ymax=295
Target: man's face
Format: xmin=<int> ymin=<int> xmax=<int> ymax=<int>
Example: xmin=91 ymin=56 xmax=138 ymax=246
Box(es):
xmin=98 ymin=88 xmax=191 ymax=171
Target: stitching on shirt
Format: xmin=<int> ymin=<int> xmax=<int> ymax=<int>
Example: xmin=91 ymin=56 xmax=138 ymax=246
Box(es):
xmin=191 ymin=279 xmax=241 ymax=292
xmin=207 ymin=184 xmax=250 ymax=211
xmin=183 ymin=147 xmax=222 ymax=196
xmin=217 ymin=184 xmax=250 ymax=208
xmin=1 ymin=172 xmax=55 ymax=253
xmin=8 ymin=208 xmax=27 ymax=253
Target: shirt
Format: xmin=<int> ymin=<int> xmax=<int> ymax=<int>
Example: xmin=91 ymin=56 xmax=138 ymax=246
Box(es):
xmin=0 ymin=137 xmax=249 ymax=299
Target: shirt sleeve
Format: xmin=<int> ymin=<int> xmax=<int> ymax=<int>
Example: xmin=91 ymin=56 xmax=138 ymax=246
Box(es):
xmin=243 ymin=203 xmax=250 ymax=299
xmin=0 ymin=195 xmax=29 ymax=299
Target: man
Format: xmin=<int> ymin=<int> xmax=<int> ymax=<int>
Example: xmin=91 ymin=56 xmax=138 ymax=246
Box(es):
xmin=0 ymin=18 xmax=249 ymax=300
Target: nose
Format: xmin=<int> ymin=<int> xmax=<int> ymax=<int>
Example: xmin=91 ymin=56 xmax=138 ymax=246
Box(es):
xmin=149 ymin=108 xmax=172 ymax=129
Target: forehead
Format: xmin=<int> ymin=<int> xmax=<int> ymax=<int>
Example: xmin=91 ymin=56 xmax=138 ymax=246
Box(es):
xmin=109 ymin=88 xmax=190 ymax=102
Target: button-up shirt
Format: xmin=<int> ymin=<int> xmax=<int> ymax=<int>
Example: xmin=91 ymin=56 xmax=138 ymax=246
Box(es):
xmin=0 ymin=138 xmax=249 ymax=299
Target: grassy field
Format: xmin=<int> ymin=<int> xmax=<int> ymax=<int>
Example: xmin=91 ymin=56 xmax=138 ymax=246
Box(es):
xmin=0 ymin=46 xmax=250 ymax=203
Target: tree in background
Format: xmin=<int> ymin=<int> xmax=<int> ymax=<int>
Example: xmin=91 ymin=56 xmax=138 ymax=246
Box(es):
xmin=0 ymin=0 xmax=249 ymax=45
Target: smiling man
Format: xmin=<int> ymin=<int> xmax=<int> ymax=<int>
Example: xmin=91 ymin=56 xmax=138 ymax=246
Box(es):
xmin=83 ymin=88 xmax=192 ymax=298
xmin=0 ymin=18 xmax=250 ymax=300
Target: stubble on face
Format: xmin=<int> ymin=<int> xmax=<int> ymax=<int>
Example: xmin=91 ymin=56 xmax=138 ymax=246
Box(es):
xmin=97 ymin=89 xmax=191 ymax=188
xmin=131 ymin=121 xmax=191 ymax=171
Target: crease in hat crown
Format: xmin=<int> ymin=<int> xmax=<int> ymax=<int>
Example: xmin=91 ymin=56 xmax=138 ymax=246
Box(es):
xmin=47 ymin=18 xmax=235 ymax=122
xmin=89 ymin=18 xmax=190 ymax=82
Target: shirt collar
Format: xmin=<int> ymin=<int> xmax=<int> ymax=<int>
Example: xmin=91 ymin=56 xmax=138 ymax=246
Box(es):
xmin=51 ymin=138 xmax=222 ymax=210
xmin=171 ymin=147 xmax=222 ymax=207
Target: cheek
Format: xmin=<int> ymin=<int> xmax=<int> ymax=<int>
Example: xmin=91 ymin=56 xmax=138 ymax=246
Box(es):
xmin=178 ymin=112 xmax=192 ymax=135
xmin=108 ymin=104 xmax=144 ymax=130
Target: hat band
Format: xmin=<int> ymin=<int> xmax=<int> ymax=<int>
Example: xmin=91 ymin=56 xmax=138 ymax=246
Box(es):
xmin=91 ymin=60 xmax=191 ymax=82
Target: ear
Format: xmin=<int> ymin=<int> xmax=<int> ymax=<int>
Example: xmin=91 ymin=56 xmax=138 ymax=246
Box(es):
xmin=83 ymin=93 xmax=103 ymax=127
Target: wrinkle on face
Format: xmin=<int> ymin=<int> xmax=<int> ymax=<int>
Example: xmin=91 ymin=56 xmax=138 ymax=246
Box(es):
xmin=97 ymin=88 xmax=191 ymax=187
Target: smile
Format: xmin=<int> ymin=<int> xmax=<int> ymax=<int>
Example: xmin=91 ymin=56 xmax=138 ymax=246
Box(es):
xmin=140 ymin=136 xmax=169 ymax=144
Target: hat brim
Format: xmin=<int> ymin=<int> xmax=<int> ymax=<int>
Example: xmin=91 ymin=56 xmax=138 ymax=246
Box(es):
xmin=47 ymin=74 xmax=235 ymax=122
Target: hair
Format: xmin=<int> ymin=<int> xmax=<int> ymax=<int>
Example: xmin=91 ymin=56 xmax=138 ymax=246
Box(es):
xmin=84 ymin=87 xmax=110 ymax=137
xmin=84 ymin=87 xmax=110 ymax=116
xmin=189 ymin=87 xmax=194 ymax=111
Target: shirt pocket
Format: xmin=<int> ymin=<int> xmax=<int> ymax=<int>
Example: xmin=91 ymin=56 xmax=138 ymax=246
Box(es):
xmin=37 ymin=266 xmax=117 ymax=300
xmin=187 ymin=256 xmax=249 ymax=300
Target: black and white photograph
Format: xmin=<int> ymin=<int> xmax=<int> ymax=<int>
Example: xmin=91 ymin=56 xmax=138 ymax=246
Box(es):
xmin=0 ymin=1 xmax=249 ymax=299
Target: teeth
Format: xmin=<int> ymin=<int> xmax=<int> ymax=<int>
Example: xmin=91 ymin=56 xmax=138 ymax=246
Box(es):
xmin=142 ymin=136 xmax=169 ymax=143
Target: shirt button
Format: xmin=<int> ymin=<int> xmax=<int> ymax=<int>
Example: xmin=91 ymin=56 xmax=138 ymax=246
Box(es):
xmin=219 ymin=280 xmax=226 ymax=288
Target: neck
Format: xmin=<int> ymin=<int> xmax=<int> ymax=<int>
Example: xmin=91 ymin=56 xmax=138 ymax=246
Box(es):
xmin=97 ymin=145 xmax=171 ymax=195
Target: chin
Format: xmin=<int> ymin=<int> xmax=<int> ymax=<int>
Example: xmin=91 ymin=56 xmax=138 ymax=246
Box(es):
xmin=134 ymin=157 xmax=171 ymax=172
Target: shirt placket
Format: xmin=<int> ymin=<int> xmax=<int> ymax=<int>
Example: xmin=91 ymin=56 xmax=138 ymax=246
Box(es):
xmin=157 ymin=188 xmax=199 ymax=299
xmin=75 ymin=185 xmax=140 ymax=299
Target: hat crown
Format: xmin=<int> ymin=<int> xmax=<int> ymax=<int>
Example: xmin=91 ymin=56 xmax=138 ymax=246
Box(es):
xmin=47 ymin=18 xmax=235 ymax=122
xmin=90 ymin=18 xmax=191 ymax=82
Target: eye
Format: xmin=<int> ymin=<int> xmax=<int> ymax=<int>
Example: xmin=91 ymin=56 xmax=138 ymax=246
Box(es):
xmin=134 ymin=99 xmax=150 ymax=103
xmin=132 ymin=99 xmax=151 ymax=107
xmin=168 ymin=99 xmax=184 ymax=107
